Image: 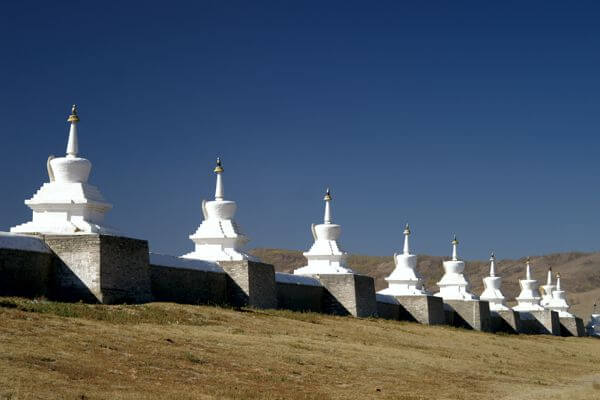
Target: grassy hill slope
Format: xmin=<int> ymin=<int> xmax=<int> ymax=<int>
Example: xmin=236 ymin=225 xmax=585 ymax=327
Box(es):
xmin=1 ymin=298 xmax=600 ymax=400
xmin=250 ymin=249 xmax=600 ymax=318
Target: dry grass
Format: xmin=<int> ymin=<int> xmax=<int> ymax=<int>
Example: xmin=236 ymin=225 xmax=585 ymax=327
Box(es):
xmin=1 ymin=297 xmax=600 ymax=400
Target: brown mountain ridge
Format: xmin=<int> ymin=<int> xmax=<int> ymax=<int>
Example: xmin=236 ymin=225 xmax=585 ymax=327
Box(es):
xmin=250 ymin=248 xmax=600 ymax=319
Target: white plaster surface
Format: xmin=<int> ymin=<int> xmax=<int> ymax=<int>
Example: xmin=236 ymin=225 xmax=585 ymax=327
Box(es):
xmin=378 ymin=225 xmax=430 ymax=296
xmin=10 ymin=107 xmax=115 ymax=235
xmin=275 ymin=272 xmax=322 ymax=287
xmin=513 ymin=259 xmax=544 ymax=312
xmin=0 ymin=232 xmax=51 ymax=253
xmin=150 ymin=253 xmax=223 ymax=273
xmin=434 ymin=237 xmax=478 ymax=301
xmin=479 ymin=254 xmax=509 ymax=311
xmin=294 ymin=190 xmax=354 ymax=275
xmin=545 ymin=275 xmax=573 ymax=317
xmin=182 ymin=159 xmax=257 ymax=262
xmin=376 ymin=293 xmax=400 ymax=305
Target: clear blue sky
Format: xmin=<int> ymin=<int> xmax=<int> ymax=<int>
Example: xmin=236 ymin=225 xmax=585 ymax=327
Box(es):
xmin=1 ymin=1 xmax=599 ymax=260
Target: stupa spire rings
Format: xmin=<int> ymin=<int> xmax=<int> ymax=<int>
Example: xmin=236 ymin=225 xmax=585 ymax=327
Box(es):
xmin=451 ymin=234 xmax=459 ymax=261
xmin=403 ymin=223 xmax=411 ymax=255
xmin=489 ymin=252 xmax=496 ymax=277
xmin=323 ymin=188 xmax=332 ymax=224
xmin=214 ymin=157 xmax=224 ymax=201
xmin=526 ymin=257 xmax=532 ymax=280
xmin=66 ymin=104 xmax=80 ymax=158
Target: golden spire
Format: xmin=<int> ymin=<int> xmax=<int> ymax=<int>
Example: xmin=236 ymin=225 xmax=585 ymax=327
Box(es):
xmin=451 ymin=234 xmax=458 ymax=245
xmin=403 ymin=223 xmax=411 ymax=236
xmin=67 ymin=104 xmax=79 ymax=122
xmin=214 ymin=157 xmax=224 ymax=173
xmin=323 ymin=188 xmax=331 ymax=201
xmin=556 ymin=272 xmax=561 ymax=279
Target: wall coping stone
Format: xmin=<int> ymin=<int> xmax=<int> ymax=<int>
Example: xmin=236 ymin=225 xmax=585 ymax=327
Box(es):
xmin=275 ymin=272 xmax=322 ymax=287
xmin=150 ymin=253 xmax=224 ymax=273
xmin=0 ymin=232 xmax=51 ymax=253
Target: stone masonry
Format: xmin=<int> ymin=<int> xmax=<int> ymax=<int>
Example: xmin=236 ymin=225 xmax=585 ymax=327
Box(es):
xmin=394 ymin=295 xmax=446 ymax=325
xmin=559 ymin=316 xmax=585 ymax=337
xmin=150 ymin=265 xmax=227 ymax=306
xmin=313 ymin=273 xmax=377 ymax=318
xmin=444 ymin=300 xmax=492 ymax=332
xmin=490 ymin=310 xmax=521 ymax=334
xmin=219 ymin=260 xmax=277 ymax=309
xmin=0 ymin=248 xmax=53 ymax=298
xmin=517 ymin=310 xmax=560 ymax=335
xmin=43 ymin=234 xmax=152 ymax=304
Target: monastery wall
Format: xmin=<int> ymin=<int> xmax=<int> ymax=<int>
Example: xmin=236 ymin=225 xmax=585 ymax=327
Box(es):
xmin=0 ymin=243 xmax=53 ymax=298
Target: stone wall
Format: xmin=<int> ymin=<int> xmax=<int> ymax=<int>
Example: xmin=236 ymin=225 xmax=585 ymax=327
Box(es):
xmin=444 ymin=300 xmax=492 ymax=332
xmin=376 ymin=294 xmax=400 ymax=320
xmin=393 ymin=295 xmax=446 ymax=325
xmin=219 ymin=260 xmax=277 ymax=309
xmin=43 ymin=234 xmax=152 ymax=304
xmin=150 ymin=265 xmax=227 ymax=305
xmin=0 ymin=248 xmax=53 ymax=298
xmin=276 ymin=273 xmax=323 ymax=312
xmin=315 ymin=274 xmax=377 ymax=318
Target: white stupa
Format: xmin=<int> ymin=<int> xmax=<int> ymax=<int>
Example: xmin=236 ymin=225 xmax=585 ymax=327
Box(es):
xmin=378 ymin=224 xmax=429 ymax=296
xmin=434 ymin=235 xmax=478 ymax=301
xmin=182 ymin=157 xmax=256 ymax=262
xmin=540 ymin=268 xmax=556 ymax=308
xmin=512 ymin=257 xmax=544 ymax=312
xmin=11 ymin=105 xmax=115 ymax=235
xmin=479 ymin=252 xmax=509 ymax=311
xmin=294 ymin=189 xmax=354 ymax=275
xmin=546 ymin=273 xmax=573 ymax=317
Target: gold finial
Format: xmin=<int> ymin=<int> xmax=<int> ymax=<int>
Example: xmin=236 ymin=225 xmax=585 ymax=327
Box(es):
xmin=490 ymin=251 xmax=495 ymax=259
xmin=67 ymin=104 xmax=79 ymax=122
xmin=452 ymin=234 xmax=458 ymax=245
xmin=214 ymin=157 xmax=224 ymax=173
xmin=324 ymin=188 xmax=332 ymax=201
xmin=556 ymin=272 xmax=561 ymax=279
xmin=526 ymin=256 xmax=530 ymax=264
xmin=403 ymin=223 xmax=410 ymax=236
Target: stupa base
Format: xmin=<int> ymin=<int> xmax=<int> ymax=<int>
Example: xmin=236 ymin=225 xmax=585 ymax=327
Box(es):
xmin=388 ymin=295 xmax=446 ymax=325
xmin=516 ymin=310 xmax=560 ymax=335
xmin=219 ymin=260 xmax=277 ymax=309
xmin=559 ymin=316 xmax=585 ymax=337
xmin=43 ymin=234 xmax=152 ymax=304
xmin=443 ymin=300 xmax=492 ymax=332
xmin=491 ymin=309 xmax=521 ymax=334
xmin=311 ymin=273 xmax=377 ymax=317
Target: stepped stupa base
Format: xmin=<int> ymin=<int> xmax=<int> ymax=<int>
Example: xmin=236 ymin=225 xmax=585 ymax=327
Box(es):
xmin=390 ymin=295 xmax=446 ymax=325
xmin=559 ymin=316 xmax=585 ymax=337
xmin=219 ymin=260 xmax=277 ymax=309
xmin=311 ymin=273 xmax=377 ymax=317
xmin=44 ymin=234 xmax=152 ymax=304
xmin=490 ymin=310 xmax=521 ymax=334
xmin=443 ymin=299 xmax=492 ymax=332
xmin=516 ymin=310 xmax=560 ymax=335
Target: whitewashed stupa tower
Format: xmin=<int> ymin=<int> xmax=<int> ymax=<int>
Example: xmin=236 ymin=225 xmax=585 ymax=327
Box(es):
xmin=182 ymin=157 xmax=255 ymax=262
xmin=294 ymin=189 xmax=354 ymax=275
xmin=546 ymin=273 xmax=573 ymax=317
xmin=434 ymin=235 xmax=478 ymax=300
xmin=11 ymin=105 xmax=115 ymax=235
xmin=479 ymin=252 xmax=509 ymax=311
xmin=378 ymin=224 xmax=429 ymax=296
xmin=513 ymin=258 xmax=544 ymax=312
xmin=540 ymin=268 xmax=556 ymax=308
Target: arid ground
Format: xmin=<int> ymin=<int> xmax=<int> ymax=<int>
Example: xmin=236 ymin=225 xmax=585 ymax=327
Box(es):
xmin=1 ymin=298 xmax=599 ymax=400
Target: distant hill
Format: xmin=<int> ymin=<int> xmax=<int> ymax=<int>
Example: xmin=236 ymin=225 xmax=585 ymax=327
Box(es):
xmin=250 ymin=248 xmax=600 ymax=318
